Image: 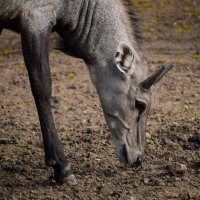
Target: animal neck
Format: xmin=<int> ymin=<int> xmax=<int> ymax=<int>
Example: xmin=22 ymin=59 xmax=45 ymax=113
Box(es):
xmin=84 ymin=0 xmax=141 ymax=64
xmin=59 ymin=0 xmax=141 ymax=64
xmin=85 ymin=0 xmax=141 ymax=63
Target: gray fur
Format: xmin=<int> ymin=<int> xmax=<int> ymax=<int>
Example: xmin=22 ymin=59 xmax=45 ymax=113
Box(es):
xmin=0 ymin=0 xmax=173 ymax=182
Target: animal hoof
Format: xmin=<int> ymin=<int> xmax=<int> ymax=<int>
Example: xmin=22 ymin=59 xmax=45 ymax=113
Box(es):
xmin=53 ymin=164 xmax=76 ymax=185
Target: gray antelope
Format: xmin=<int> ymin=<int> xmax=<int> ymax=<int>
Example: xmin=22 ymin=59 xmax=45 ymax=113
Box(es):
xmin=0 ymin=0 xmax=173 ymax=183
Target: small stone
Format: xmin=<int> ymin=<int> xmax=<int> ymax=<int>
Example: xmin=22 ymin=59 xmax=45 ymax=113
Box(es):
xmin=146 ymin=132 xmax=151 ymax=139
xmin=51 ymin=96 xmax=60 ymax=104
xmin=85 ymin=127 xmax=93 ymax=134
xmin=66 ymin=174 xmax=78 ymax=186
xmin=166 ymin=192 xmax=179 ymax=198
xmin=183 ymin=142 xmax=199 ymax=150
xmin=82 ymin=119 xmax=87 ymax=124
xmin=63 ymin=194 xmax=71 ymax=199
xmin=166 ymin=163 xmax=187 ymax=176
xmin=133 ymin=181 xmax=139 ymax=187
xmin=60 ymin=127 xmax=66 ymax=132
xmin=11 ymin=195 xmax=17 ymax=200
xmin=177 ymin=134 xmax=187 ymax=142
xmin=27 ymin=140 xmax=33 ymax=145
xmin=148 ymin=144 xmax=155 ymax=150
xmin=188 ymin=135 xmax=200 ymax=144
xmin=179 ymin=164 xmax=187 ymax=172
xmin=167 ymin=135 xmax=180 ymax=142
xmin=83 ymin=110 xmax=87 ymax=114
xmin=22 ymin=165 xmax=31 ymax=172
xmin=12 ymin=78 xmax=19 ymax=85
xmin=179 ymin=191 xmax=192 ymax=200
xmin=156 ymin=179 xmax=166 ymax=186
xmin=0 ymin=138 xmax=18 ymax=144
xmin=175 ymin=177 xmax=182 ymax=182
xmin=143 ymin=178 xmax=149 ymax=185
xmin=67 ymin=84 xmax=77 ymax=89
xmin=163 ymin=138 xmax=179 ymax=149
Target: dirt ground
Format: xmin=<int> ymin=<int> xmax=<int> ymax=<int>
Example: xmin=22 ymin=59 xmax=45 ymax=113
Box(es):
xmin=0 ymin=0 xmax=200 ymax=199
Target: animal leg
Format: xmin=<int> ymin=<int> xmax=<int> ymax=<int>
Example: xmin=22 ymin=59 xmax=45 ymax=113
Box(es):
xmin=21 ymin=20 xmax=71 ymax=183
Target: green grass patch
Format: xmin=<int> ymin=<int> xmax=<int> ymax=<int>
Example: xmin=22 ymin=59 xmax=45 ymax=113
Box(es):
xmin=152 ymin=18 xmax=165 ymax=24
xmin=191 ymin=55 xmax=200 ymax=60
xmin=0 ymin=49 xmax=19 ymax=56
xmin=146 ymin=27 xmax=155 ymax=32
xmin=175 ymin=24 xmax=190 ymax=33
xmin=132 ymin=0 xmax=150 ymax=5
xmin=66 ymin=71 xmax=74 ymax=79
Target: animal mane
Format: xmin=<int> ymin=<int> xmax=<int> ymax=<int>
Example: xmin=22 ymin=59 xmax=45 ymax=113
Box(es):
xmin=117 ymin=0 xmax=142 ymax=51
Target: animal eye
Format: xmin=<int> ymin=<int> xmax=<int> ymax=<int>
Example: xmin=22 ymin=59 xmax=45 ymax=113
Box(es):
xmin=135 ymin=99 xmax=146 ymax=112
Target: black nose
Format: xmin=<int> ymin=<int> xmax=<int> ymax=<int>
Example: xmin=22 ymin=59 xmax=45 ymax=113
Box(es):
xmin=135 ymin=156 xmax=142 ymax=166
xmin=121 ymin=145 xmax=143 ymax=167
xmin=131 ymin=155 xmax=143 ymax=167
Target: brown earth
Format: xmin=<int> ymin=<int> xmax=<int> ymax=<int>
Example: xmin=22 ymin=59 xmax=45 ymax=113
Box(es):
xmin=0 ymin=0 xmax=200 ymax=199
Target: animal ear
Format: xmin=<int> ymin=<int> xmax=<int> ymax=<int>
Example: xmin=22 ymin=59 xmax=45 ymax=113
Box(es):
xmin=141 ymin=64 xmax=174 ymax=90
xmin=115 ymin=42 xmax=134 ymax=74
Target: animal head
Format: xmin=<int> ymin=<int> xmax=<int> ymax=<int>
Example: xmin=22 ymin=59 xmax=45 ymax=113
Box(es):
xmin=89 ymin=41 xmax=173 ymax=167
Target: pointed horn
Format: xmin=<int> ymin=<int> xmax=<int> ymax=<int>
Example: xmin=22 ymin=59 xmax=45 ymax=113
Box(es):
xmin=141 ymin=64 xmax=174 ymax=90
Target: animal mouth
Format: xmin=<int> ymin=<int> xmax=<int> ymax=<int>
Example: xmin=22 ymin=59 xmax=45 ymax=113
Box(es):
xmin=120 ymin=144 xmax=143 ymax=167
xmin=121 ymin=144 xmax=129 ymax=164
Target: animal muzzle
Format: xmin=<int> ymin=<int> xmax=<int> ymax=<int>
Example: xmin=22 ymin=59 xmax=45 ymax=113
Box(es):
xmin=116 ymin=142 xmax=143 ymax=167
xmin=125 ymin=146 xmax=143 ymax=167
